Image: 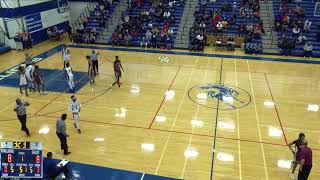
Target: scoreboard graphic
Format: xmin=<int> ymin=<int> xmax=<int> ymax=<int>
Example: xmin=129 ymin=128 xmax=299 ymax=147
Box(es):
xmin=0 ymin=141 xmax=43 ymax=178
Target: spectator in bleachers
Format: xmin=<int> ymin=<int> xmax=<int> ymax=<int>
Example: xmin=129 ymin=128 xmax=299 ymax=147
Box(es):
xmin=297 ymin=33 xmax=307 ymax=45
xmin=112 ymin=32 xmax=120 ymax=47
xmin=124 ymin=33 xmax=132 ymax=47
xmin=221 ymin=1 xmax=231 ymax=12
xmin=196 ymin=33 xmax=204 ymax=52
xmin=166 ymin=35 xmax=172 ymax=49
xmin=226 ymin=37 xmax=235 ymax=51
xmin=151 ymin=33 xmax=157 ymax=48
xmin=292 ymin=25 xmax=301 ymax=38
xmin=317 ymin=28 xmax=320 ymax=41
xmin=238 ymin=23 xmax=246 ymax=36
xmin=303 ymin=42 xmax=313 ymax=58
xmin=295 ymin=4 xmax=305 ymax=18
xmin=141 ymin=36 xmax=148 ymax=48
xmin=146 ymin=30 xmax=152 ymax=42
xmin=303 ymin=20 xmax=312 ymax=33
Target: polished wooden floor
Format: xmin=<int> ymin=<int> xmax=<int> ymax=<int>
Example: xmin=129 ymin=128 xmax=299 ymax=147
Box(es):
xmin=0 ymin=38 xmax=319 ymax=180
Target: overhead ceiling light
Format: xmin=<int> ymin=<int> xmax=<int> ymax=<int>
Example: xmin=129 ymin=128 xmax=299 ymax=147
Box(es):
xmin=217 ymin=152 xmax=234 ymax=162
xmin=222 ymin=96 xmax=234 ymax=104
xmin=141 ymin=143 xmax=155 ymax=152
xmin=115 ymin=107 xmax=126 ymax=117
xmin=184 ymin=148 xmax=199 ymax=158
xmin=155 ymin=115 xmax=166 ymax=123
xmin=191 ymin=119 xmax=204 ymax=128
xmin=277 ymin=159 xmax=291 ymax=169
xmin=197 ymin=93 xmax=207 ymax=100
xmin=165 ymin=90 xmax=175 ymax=100
xmin=38 ymin=127 xmax=50 ymax=134
xmin=307 ymin=104 xmax=319 ymax=112
xmin=268 ymin=126 xmax=282 ymax=137
xmin=94 ymin=137 xmax=105 ymax=142
xmin=264 ymin=100 xmax=274 ymax=108
xmin=130 ymin=85 xmax=140 ymax=94
xmin=217 ymin=121 xmax=235 ymax=131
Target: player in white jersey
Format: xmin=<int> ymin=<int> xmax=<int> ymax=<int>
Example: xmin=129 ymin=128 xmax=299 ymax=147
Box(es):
xmin=18 ymin=66 xmax=28 ymax=96
xmin=65 ymin=63 xmax=74 ymax=92
xmin=68 ymin=95 xmax=81 ymax=133
xmin=25 ymin=62 xmax=36 ymax=91
xmin=62 ymin=46 xmax=71 ymax=69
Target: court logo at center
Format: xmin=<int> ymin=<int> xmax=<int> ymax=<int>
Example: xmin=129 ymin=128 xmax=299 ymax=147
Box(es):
xmin=188 ymin=83 xmax=251 ymax=110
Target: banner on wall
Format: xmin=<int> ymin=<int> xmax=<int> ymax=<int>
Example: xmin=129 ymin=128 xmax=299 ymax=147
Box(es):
xmin=24 ymin=8 xmax=69 ymax=33
xmin=315 ymin=2 xmax=320 ymax=16
xmin=25 ymin=13 xmax=43 ymax=33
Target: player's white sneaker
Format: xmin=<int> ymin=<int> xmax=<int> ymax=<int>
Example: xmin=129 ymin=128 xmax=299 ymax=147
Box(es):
xmin=41 ymin=91 xmax=48 ymax=95
xmin=290 ymin=173 xmax=295 ymax=180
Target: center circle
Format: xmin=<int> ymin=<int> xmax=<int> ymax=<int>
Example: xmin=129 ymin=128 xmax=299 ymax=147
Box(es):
xmin=188 ymin=83 xmax=251 ymax=110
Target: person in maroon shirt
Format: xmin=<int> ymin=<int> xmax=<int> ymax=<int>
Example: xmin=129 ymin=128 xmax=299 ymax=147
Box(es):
xmin=288 ymin=133 xmax=305 ymax=178
xmin=112 ymin=56 xmax=124 ymax=88
xmin=298 ymin=140 xmax=312 ymax=180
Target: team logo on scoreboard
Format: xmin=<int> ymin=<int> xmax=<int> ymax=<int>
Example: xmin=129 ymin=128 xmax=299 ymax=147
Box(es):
xmin=188 ymin=83 xmax=251 ymax=110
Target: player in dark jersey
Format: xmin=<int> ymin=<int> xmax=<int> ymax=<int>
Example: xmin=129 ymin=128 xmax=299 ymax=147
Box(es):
xmin=112 ymin=56 xmax=124 ymax=87
xmin=33 ymin=65 xmax=47 ymax=95
xmin=288 ymin=133 xmax=305 ymax=179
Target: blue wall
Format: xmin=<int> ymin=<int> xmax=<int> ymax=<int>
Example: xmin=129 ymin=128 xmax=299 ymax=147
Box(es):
xmin=0 ymin=0 xmax=69 ymax=45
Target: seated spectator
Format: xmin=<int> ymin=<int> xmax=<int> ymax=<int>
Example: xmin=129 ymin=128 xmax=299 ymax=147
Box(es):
xmin=196 ymin=33 xmax=204 ymax=51
xmin=124 ymin=33 xmax=132 ymax=46
xmin=163 ymin=10 xmax=171 ymax=19
xmin=146 ymin=30 xmax=152 ymax=42
xmin=221 ymin=1 xmax=231 ymax=12
xmin=89 ymin=34 xmax=96 ymax=44
xmin=221 ymin=19 xmax=228 ymax=28
xmin=141 ymin=36 xmax=148 ymax=48
xmin=295 ymin=4 xmax=304 ymax=18
xmin=216 ymin=22 xmax=223 ymax=34
xmin=43 ymin=152 xmax=69 ymax=179
xmin=292 ymin=25 xmax=301 ymax=38
xmin=77 ymin=23 xmax=84 ymax=34
xmin=112 ymin=32 xmax=120 ymax=47
xmin=160 ymin=34 xmax=166 ymax=49
xmin=151 ymin=33 xmax=157 ymax=48
xmin=83 ymin=17 xmax=88 ymax=28
xmin=238 ymin=23 xmax=246 ymax=36
xmin=167 ymin=27 xmax=174 ymax=36
xmin=303 ymin=20 xmax=312 ymax=33
xmin=199 ymin=21 xmax=206 ymax=30
xmin=226 ymin=37 xmax=235 ymax=51
xmin=317 ymin=28 xmax=320 ymax=41
xmin=166 ymin=35 xmax=172 ymax=49
xmin=297 ymin=34 xmax=307 ymax=45
xmin=303 ymin=42 xmax=313 ymax=58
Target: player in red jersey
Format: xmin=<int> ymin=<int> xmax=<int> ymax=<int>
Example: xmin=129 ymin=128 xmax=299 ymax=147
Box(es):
xmin=112 ymin=56 xmax=124 ymax=87
xmin=288 ymin=133 xmax=305 ymax=179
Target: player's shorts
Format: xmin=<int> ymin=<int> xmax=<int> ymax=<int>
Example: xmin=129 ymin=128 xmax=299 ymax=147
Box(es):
xmin=67 ymin=75 xmax=73 ymax=82
xmin=115 ymin=71 xmax=121 ymax=79
xmin=295 ymin=151 xmax=301 ymax=162
xmin=25 ymin=74 xmax=33 ymax=82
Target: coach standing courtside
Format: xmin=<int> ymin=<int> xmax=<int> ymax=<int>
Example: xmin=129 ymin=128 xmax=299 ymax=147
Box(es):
xmin=298 ymin=140 xmax=312 ymax=180
xmin=56 ymin=114 xmax=71 ymax=155
xmin=14 ymin=98 xmax=30 ymax=136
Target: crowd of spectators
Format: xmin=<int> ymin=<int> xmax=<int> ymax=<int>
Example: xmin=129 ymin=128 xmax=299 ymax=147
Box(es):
xmin=190 ymin=0 xmax=263 ymax=53
xmin=111 ymin=0 xmax=184 ymax=49
xmin=71 ymin=0 xmax=115 ymax=44
xmin=274 ymin=0 xmax=315 ymax=57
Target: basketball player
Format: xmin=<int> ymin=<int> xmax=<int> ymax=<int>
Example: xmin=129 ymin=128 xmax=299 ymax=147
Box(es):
xmin=18 ymin=66 xmax=28 ymax=96
xmin=62 ymin=46 xmax=71 ymax=69
xmin=112 ymin=56 xmax=124 ymax=87
xmin=288 ymin=133 xmax=305 ymax=179
xmin=65 ymin=63 xmax=74 ymax=92
xmin=33 ymin=65 xmax=47 ymax=95
xmin=25 ymin=62 xmax=36 ymax=91
xmin=68 ymin=95 xmax=81 ymax=133
xmin=24 ymin=52 xmax=33 ymax=67
xmin=88 ymin=60 xmax=95 ymax=84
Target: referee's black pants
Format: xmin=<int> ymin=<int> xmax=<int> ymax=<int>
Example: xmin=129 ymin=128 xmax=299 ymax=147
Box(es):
xmin=298 ymin=165 xmax=312 ymax=180
xmin=56 ymin=132 xmax=68 ymax=154
xmin=17 ymin=114 xmax=30 ymax=136
xmin=92 ymin=60 xmax=98 ymax=75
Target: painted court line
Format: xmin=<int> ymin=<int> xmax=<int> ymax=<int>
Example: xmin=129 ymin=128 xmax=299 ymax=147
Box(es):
xmin=181 ymin=57 xmax=210 ymax=178
xmin=264 ymin=73 xmax=288 ymax=145
xmin=235 ymin=59 xmax=242 ymax=180
xmin=154 ymin=57 xmax=198 ymax=175
xmin=69 ymin=44 xmax=320 ymax=65
xmin=140 ymin=173 xmax=145 ymax=180
xmin=148 ymin=66 xmax=181 ymax=129
xmin=210 ymin=58 xmax=224 ymax=180
xmin=247 ymin=60 xmax=269 ymax=180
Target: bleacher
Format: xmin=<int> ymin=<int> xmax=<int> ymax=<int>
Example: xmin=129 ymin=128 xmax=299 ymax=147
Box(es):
xmin=109 ymin=0 xmax=185 ymax=47
xmin=84 ymin=2 xmax=118 ymax=37
xmin=272 ymin=0 xmax=320 ymax=57
xmin=0 ymin=43 xmax=10 ymax=54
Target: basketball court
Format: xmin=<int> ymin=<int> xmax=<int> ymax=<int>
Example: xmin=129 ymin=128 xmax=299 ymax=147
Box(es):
xmin=0 ymin=38 xmax=319 ymax=179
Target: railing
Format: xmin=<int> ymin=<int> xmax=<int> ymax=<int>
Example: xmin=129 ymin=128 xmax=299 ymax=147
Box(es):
xmin=72 ymin=2 xmax=97 ymax=31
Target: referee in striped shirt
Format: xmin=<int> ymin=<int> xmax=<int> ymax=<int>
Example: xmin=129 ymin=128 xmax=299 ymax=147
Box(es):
xmin=56 ymin=114 xmax=71 ymax=155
